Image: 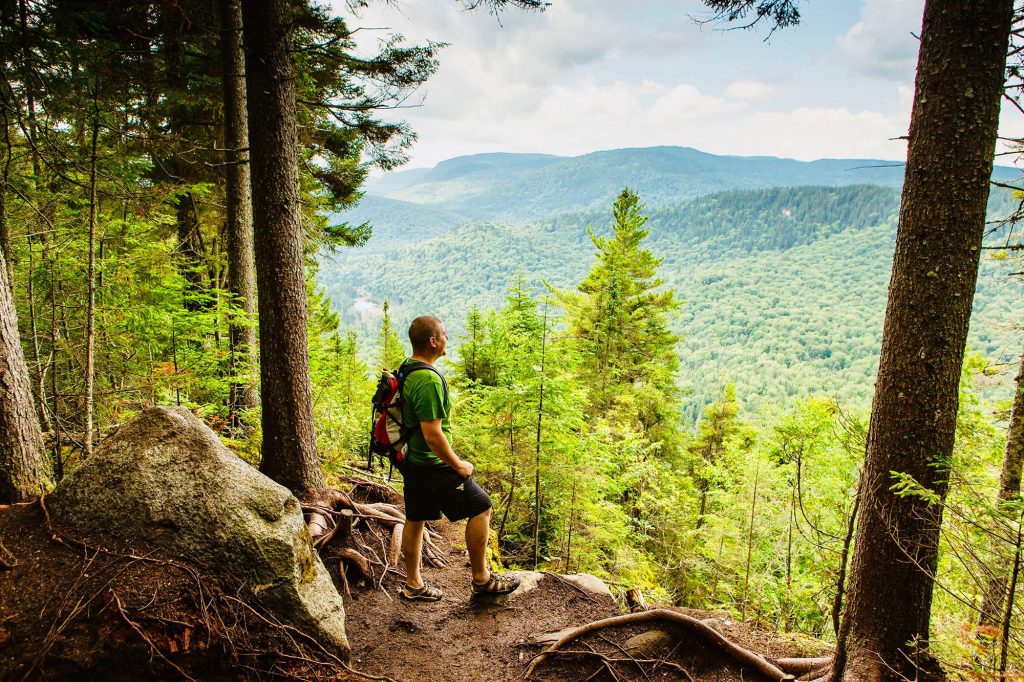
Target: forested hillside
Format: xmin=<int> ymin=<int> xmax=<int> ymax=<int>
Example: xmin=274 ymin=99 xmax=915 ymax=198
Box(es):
xmin=321 ymin=183 xmax=1022 ymax=417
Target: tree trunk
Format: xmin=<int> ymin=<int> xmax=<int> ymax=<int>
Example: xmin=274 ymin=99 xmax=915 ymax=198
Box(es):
xmin=832 ymin=483 xmax=860 ymax=638
xmin=175 ymin=191 xmax=208 ymax=311
xmin=242 ymin=0 xmax=323 ymax=494
xmin=83 ymin=108 xmax=99 ymax=459
xmin=220 ymin=0 xmax=258 ymax=428
xmin=833 ymin=2 xmax=1013 ymax=680
xmin=0 ymin=238 xmax=48 ymax=503
xmin=533 ymin=304 xmax=546 ymax=570
xmin=979 ymin=353 xmax=1024 ymax=627
xmin=0 ymin=103 xmax=12 ymax=282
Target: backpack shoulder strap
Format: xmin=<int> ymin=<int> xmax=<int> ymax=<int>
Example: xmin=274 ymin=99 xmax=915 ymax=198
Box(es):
xmin=396 ymin=362 xmax=450 ymax=405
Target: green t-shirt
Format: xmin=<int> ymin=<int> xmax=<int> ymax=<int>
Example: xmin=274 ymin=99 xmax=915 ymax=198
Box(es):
xmin=400 ymin=359 xmax=451 ymax=468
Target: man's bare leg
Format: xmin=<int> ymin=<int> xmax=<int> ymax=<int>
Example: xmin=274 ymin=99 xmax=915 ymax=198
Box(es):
xmin=402 ymin=520 xmax=426 ymax=588
xmin=466 ymin=508 xmax=492 ymax=584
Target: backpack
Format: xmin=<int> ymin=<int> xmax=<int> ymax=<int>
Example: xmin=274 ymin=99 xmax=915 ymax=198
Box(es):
xmin=367 ymin=361 xmax=449 ymax=477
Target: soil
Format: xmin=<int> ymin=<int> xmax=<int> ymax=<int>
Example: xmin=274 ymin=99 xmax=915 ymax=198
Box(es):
xmin=0 ymin=488 xmax=831 ymax=682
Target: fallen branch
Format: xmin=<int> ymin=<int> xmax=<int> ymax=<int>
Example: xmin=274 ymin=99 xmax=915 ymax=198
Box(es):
xmin=523 ymin=608 xmax=794 ymax=681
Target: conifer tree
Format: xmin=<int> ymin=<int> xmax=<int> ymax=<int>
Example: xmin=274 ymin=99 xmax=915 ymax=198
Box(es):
xmin=555 ymin=188 xmax=680 ymax=436
xmin=377 ymin=299 xmax=405 ymax=370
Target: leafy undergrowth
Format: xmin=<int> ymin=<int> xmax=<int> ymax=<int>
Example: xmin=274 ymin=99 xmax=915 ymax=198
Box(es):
xmin=0 ymin=484 xmax=829 ymax=681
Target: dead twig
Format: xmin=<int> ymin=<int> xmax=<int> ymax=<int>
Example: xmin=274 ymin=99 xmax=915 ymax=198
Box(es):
xmin=113 ymin=591 xmax=199 ymax=682
xmin=0 ymin=539 xmax=16 ymax=569
xmin=548 ymin=649 xmax=697 ymax=681
xmin=337 ymin=558 xmax=353 ymax=597
xmin=222 ymin=594 xmax=391 ymax=681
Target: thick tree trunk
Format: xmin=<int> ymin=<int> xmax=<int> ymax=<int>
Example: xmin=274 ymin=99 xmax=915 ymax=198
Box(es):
xmin=978 ymin=353 xmax=1024 ymax=627
xmin=0 ymin=242 xmax=48 ymax=503
xmin=241 ymin=0 xmax=323 ymax=494
xmin=833 ymin=2 xmax=1013 ymax=680
xmin=219 ymin=0 xmax=259 ymax=427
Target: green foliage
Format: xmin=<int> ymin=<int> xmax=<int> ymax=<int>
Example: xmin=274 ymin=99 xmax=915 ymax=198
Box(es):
xmin=307 ymin=282 xmax=374 ymax=472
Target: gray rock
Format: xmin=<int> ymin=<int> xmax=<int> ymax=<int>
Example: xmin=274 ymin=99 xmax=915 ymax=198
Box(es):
xmin=49 ymin=406 xmax=348 ymax=656
xmin=562 ymin=573 xmax=613 ymax=598
xmin=701 ymin=617 xmax=724 ymax=633
xmin=623 ymin=629 xmax=675 ymax=656
xmin=501 ymin=571 xmax=613 ymax=601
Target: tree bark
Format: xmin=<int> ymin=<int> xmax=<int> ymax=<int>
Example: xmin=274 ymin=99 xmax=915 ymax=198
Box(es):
xmin=833 ymin=2 xmax=1013 ymax=680
xmin=978 ymin=353 xmax=1024 ymax=627
xmin=220 ymin=0 xmax=259 ymax=428
xmin=241 ymin=0 xmax=323 ymax=494
xmin=0 ymin=234 xmax=48 ymax=503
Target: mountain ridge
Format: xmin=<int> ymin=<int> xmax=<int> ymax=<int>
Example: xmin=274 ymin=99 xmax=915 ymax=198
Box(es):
xmin=365 ymin=145 xmax=1019 ymax=222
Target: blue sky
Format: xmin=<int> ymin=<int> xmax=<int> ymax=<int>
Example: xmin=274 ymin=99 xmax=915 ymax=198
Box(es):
xmin=343 ymin=0 xmax=1023 ymax=169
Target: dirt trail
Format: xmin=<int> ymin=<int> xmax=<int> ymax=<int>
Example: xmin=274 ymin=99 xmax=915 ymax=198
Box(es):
xmin=0 ymin=493 xmax=829 ymax=681
xmin=341 ymin=519 xmax=826 ymax=682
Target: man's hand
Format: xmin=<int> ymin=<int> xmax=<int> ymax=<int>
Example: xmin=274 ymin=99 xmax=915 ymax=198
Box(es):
xmin=454 ymin=459 xmax=474 ymax=479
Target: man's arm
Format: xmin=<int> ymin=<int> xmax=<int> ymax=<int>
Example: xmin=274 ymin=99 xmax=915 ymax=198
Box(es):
xmin=420 ymin=419 xmax=473 ymax=478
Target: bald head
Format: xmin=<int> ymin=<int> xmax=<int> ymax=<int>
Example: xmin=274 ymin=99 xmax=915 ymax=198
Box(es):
xmin=409 ymin=316 xmax=446 ymax=355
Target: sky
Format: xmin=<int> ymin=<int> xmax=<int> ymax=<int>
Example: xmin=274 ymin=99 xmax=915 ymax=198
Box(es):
xmin=339 ymin=0 xmax=1024 ymax=170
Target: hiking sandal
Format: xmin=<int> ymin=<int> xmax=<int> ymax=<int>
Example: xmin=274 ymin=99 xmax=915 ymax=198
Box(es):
xmin=471 ymin=572 xmax=521 ymax=597
xmin=400 ymin=583 xmax=443 ymax=602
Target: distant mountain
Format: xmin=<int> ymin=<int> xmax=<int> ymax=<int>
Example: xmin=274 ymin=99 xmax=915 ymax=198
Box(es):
xmin=366 ymin=146 xmax=1019 ymax=223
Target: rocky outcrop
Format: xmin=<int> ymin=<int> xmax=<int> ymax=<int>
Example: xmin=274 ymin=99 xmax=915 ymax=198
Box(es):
xmin=49 ymin=406 xmax=348 ymax=656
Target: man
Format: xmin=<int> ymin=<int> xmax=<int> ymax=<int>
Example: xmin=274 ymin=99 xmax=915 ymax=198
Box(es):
xmin=398 ymin=315 xmax=521 ymax=601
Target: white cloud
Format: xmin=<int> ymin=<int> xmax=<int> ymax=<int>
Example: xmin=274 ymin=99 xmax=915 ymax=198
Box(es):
xmin=838 ymin=0 xmax=923 ymax=81
xmin=335 ymin=2 xmax=925 ymax=168
xmin=400 ymin=79 xmax=910 ymax=166
xmin=724 ymin=80 xmax=776 ymax=101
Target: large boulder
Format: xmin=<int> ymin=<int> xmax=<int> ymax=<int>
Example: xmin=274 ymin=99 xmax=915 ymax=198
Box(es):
xmin=49 ymin=406 xmax=348 ymax=656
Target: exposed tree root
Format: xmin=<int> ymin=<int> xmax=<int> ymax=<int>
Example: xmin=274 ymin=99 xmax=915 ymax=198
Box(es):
xmin=524 ymin=608 xmax=795 ymax=681
xmin=300 ymin=478 xmax=447 ymax=598
xmin=771 ymin=657 xmax=833 ymax=680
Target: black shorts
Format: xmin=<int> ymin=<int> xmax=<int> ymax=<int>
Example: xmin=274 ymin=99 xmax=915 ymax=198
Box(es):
xmin=402 ymin=465 xmax=492 ymax=522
